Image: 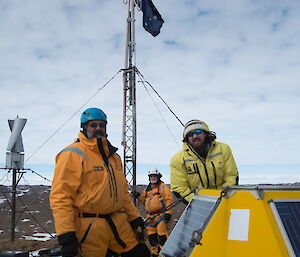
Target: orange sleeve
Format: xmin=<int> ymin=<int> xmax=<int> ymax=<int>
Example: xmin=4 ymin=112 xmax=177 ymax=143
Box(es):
xmin=161 ymin=184 xmax=174 ymax=214
xmin=50 ymin=150 xmax=83 ymax=235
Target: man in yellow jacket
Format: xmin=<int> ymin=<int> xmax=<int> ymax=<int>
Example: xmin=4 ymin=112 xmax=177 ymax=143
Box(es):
xmin=50 ymin=108 xmax=150 ymax=257
xmin=133 ymin=169 xmax=174 ymax=257
xmin=170 ymin=120 xmax=239 ymax=203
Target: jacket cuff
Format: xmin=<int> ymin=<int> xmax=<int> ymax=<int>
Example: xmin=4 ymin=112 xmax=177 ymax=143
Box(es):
xmin=130 ymin=217 xmax=144 ymax=229
xmin=58 ymin=231 xmax=77 ymax=245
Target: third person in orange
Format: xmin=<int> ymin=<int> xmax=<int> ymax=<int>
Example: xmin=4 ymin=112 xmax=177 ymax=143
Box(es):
xmin=133 ymin=168 xmax=174 ymax=257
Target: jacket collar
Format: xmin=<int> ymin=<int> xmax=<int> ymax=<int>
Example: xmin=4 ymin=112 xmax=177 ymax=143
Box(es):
xmin=77 ymin=131 xmax=118 ymax=157
xmin=183 ymin=141 xmax=215 ymax=159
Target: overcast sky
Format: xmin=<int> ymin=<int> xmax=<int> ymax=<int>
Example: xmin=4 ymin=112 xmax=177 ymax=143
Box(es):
xmin=1 ymin=0 xmax=299 ymax=185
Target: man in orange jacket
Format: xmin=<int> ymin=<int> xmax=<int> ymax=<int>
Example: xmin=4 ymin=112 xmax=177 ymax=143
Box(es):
xmin=133 ymin=168 xmax=174 ymax=257
xmin=50 ymin=107 xmax=150 ymax=257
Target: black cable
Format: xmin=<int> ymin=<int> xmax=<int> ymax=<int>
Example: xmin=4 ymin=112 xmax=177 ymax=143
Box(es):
xmin=135 ymin=68 xmax=184 ymax=127
xmin=21 ymin=175 xmax=52 ymax=210
xmin=28 ymin=169 xmax=52 ymax=183
xmin=25 ymin=69 xmax=122 ymax=163
xmin=17 ymin=194 xmax=56 ymax=239
xmin=137 ymin=72 xmax=180 ymax=149
xmin=144 ymin=190 xmax=195 ymax=224
xmin=0 ymin=169 xmax=10 ymax=184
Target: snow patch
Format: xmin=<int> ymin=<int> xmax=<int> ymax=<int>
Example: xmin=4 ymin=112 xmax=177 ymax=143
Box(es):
xmin=23 ymin=232 xmax=55 ymax=241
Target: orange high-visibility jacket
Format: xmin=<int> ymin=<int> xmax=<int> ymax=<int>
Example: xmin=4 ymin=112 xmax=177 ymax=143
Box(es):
xmin=138 ymin=181 xmax=173 ymax=215
xmin=50 ymin=131 xmax=141 ymax=235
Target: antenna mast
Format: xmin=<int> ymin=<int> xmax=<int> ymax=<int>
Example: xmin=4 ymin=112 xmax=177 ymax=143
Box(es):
xmin=122 ymin=0 xmax=137 ymax=194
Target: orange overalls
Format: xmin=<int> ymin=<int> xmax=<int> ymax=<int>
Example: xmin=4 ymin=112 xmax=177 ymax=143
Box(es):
xmin=50 ymin=132 xmax=143 ymax=257
xmin=138 ymin=181 xmax=173 ymax=256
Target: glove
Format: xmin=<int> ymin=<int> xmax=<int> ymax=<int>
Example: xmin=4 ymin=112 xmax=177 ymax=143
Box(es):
xmin=132 ymin=191 xmax=140 ymax=199
xmin=58 ymin=231 xmax=78 ymax=257
xmin=130 ymin=217 xmax=147 ymax=242
xmin=164 ymin=213 xmax=172 ymax=222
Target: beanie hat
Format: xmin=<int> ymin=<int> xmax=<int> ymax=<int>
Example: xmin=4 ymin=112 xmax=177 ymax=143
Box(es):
xmin=183 ymin=120 xmax=209 ymax=139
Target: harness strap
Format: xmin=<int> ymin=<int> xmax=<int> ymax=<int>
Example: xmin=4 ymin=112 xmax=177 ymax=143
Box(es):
xmin=146 ymin=216 xmax=164 ymax=227
xmin=79 ymin=213 xmax=127 ymax=249
xmin=147 ymin=209 xmax=163 ymax=214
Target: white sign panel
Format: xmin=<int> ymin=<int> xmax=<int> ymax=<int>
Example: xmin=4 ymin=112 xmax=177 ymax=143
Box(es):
xmin=228 ymin=209 xmax=250 ymax=241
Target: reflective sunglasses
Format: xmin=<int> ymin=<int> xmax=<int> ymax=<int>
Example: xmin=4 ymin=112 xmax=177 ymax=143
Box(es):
xmin=187 ymin=129 xmax=204 ymax=137
xmin=89 ymin=122 xmax=106 ymax=128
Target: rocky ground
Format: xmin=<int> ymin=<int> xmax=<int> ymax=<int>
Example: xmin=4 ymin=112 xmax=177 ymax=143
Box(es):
xmin=0 ymin=184 xmax=186 ymax=252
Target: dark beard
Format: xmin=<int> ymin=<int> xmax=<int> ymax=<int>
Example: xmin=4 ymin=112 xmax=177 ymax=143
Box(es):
xmin=192 ymin=142 xmax=211 ymax=158
xmin=94 ymin=130 xmax=106 ymax=138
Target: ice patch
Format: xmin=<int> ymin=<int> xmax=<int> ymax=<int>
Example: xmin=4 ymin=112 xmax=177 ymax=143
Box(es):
xmin=29 ymin=210 xmax=40 ymax=214
xmin=23 ymin=232 xmax=55 ymax=241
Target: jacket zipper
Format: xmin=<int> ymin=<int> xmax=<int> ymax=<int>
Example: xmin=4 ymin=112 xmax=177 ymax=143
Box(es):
xmin=188 ymin=145 xmax=210 ymax=188
xmin=211 ymin=161 xmax=217 ymax=189
xmin=193 ymin=163 xmax=204 ymax=187
xmin=104 ymin=162 xmax=113 ymax=198
xmin=109 ymin=162 xmax=118 ymax=202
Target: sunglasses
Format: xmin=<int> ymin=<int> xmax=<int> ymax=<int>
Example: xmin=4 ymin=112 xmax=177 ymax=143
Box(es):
xmin=187 ymin=129 xmax=204 ymax=137
xmin=89 ymin=122 xmax=106 ymax=128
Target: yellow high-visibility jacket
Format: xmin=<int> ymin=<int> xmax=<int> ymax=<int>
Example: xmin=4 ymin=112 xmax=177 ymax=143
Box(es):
xmin=137 ymin=181 xmax=173 ymax=215
xmin=50 ymin=131 xmax=141 ymax=235
xmin=170 ymin=141 xmax=238 ymax=202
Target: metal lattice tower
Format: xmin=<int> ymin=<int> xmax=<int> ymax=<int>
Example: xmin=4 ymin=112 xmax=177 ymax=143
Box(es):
xmin=122 ymin=0 xmax=137 ymax=193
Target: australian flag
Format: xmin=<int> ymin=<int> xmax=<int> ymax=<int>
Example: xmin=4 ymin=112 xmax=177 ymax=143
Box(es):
xmin=137 ymin=0 xmax=164 ymax=37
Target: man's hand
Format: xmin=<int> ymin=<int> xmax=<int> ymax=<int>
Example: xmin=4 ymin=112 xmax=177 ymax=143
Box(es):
xmin=164 ymin=213 xmax=172 ymax=222
xmin=132 ymin=191 xmax=141 ymax=199
xmin=58 ymin=231 xmax=78 ymax=257
xmin=130 ymin=217 xmax=147 ymax=242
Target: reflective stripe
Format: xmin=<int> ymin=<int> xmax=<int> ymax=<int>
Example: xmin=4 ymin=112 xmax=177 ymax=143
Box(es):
xmin=183 ymin=159 xmax=194 ymax=163
xmin=208 ymin=152 xmax=222 ymax=159
xmin=159 ymin=184 xmax=167 ymax=191
xmin=59 ymin=147 xmax=86 ymax=160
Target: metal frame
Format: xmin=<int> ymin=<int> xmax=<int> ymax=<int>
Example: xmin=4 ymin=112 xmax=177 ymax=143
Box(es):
xmin=223 ymin=185 xmax=300 ymax=191
xmin=160 ymin=194 xmax=221 ymax=257
xmin=122 ymin=0 xmax=137 ymax=195
xmin=269 ymin=199 xmax=300 ymax=257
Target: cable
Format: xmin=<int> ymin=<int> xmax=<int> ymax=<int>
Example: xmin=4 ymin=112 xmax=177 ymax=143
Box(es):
xmin=135 ymin=68 xmax=184 ymax=127
xmin=0 ymin=169 xmax=10 ymax=184
xmin=21 ymin=175 xmax=52 ymax=209
xmin=25 ymin=69 xmax=122 ymax=163
xmin=17 ymin=194 xmax=56 ymax=239
xmin=28 ymin=169 xmax=52 ymax=183
xmin=136 ymin=72 xmax=180 ymax=149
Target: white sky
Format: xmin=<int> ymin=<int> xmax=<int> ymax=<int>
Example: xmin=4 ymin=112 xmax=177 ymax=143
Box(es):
xmin=1 ymin=0 xmax=300 ymax=184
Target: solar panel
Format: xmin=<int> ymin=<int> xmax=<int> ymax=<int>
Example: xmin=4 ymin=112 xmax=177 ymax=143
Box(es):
xmin=160 ymin=194 xmax=220 ymax=257
xmin=270 ymin=199 xmax=300 ymax=257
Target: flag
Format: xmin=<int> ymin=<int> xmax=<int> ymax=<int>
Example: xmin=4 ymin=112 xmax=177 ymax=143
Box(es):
xmin=137 ymin=0 xmax=164 ymax=37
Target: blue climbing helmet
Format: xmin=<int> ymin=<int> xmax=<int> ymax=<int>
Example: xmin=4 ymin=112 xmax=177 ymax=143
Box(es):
xmin=80 ymin=108 xmax=107 ymax=128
